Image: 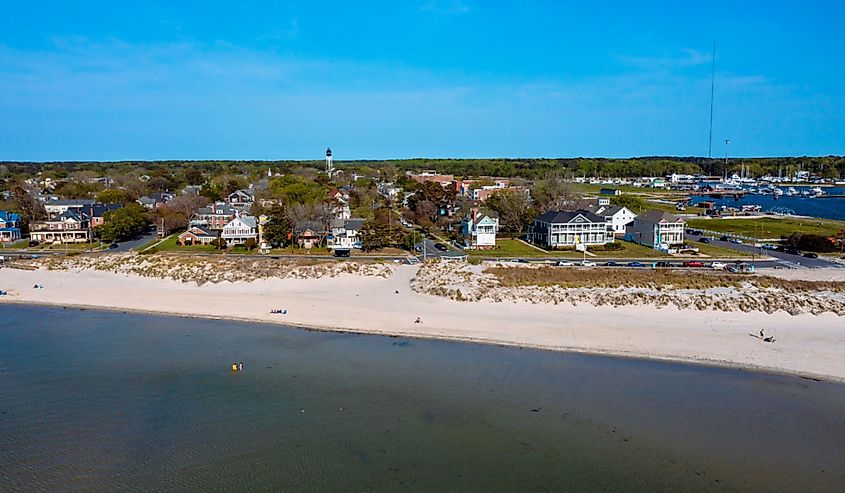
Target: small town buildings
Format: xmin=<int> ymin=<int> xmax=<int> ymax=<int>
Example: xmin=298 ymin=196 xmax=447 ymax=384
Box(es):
xmin=43 ymin=198 xmax=95 ymax=218
xmin=82 ymin=203 xmax=122 ymax=228
xmin=221 ymin=215 xmax=258 ymax=245
xmin=529 ymin=210 xmax=611 ymax=249
xmin=226 ymin=189 xmax=254 ymax=210
xmin=327 ymin=218 xmax=365 ymax=250
xmin=625 ymin=210 xmax=686 ymax=251
xmin=295 ymin=226 xmax=321 ymax=249
xmin=177 ymin=225 xmax=218 ymax=246
xmin=137 ymin=192 xmax=174 ymax=209
xmin=408 ymin=172 xmax=455 ymax=187
xmin=192 ymin=202 xmax=238 ymax=230
xmin=29 ymin=210 xmax=91 ymax=244
xmin=461 ymin=209 xmax=499 ymax=249
xmin=0 ymin=210 xmax=21 ymax=243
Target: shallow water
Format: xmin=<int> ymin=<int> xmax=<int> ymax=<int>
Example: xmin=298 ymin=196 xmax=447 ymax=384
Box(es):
xmin=1 ymin=305 xmax=844 ymax=492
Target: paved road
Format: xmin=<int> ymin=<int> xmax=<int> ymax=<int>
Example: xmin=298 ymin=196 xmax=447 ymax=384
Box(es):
xmin=686 ymin=233 xmax=841 ymax=268
xmin=108 ymin=228 xmax=159 ymax=252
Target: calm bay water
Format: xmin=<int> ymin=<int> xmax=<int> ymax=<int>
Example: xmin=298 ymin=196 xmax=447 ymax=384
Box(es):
xmin=690 ymin=188 xmax=845 ymax=221
xmin=1 ymin=305 xmax=844 ymax=492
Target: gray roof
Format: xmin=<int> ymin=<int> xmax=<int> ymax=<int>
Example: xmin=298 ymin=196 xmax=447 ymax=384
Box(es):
xmin=237 ymin=215 xmax=258 ymax=228
xmin=46 ymin=198 xmax=95 ymax=206
xmin=344 ymin=218 xmax=366 ymax=231
xmin=185 ymin=225 xmax=216 ymax=237
xmin=636 ymin=209 xmax=683 ymax=224
xmin=535 ymin=209 xmax=605 ymax=224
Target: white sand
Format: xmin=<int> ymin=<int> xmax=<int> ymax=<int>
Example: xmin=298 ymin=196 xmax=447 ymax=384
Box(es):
xmin=2 ymin=266 xmax=844 ymax=381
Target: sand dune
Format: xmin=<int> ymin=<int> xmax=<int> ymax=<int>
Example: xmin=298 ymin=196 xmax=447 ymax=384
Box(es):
xmin=2 ymin=263 xmax=844 ymax=382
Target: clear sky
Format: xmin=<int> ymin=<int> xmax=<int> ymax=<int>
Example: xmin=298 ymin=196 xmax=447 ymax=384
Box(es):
xmin=1 ymin=1 xmax=843 ymax=161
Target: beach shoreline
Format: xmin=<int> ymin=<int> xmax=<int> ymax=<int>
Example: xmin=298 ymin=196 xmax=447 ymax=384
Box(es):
xmin=2 ymin=265 xmax=844 ymax=383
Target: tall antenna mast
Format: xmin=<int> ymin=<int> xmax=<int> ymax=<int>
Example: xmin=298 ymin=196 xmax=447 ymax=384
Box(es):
xmin=708 ymin=41 xmax=716 ymax=159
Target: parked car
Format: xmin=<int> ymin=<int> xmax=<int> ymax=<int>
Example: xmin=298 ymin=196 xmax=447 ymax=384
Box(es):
xmin=697 ymin=237 xmax=710 ymax=244
xmin=654 ymin=261 xmax=672 ymax=268
xmin=579 ymin=260 xmax=597 ymax=267
xmin=728 ymin=238 xmax=743 ymax=244
xmin=682 ymin=261 xmax=705 ymax=268
xmin=433 ymin=242 xmax=448 ymax=252
xmin=414 ymin=245 xmax=422 ymax=252
xmin=556 ymin=260 xmax=574 ymax=266
xmin=627 ymin=261 xmax=645 ymax=268
xmin=784 ymin=248 xmax=802 ymax=255
xmin=803 ymin=252 xmax=819 ymax=259
xmin=710 ymin=262 xmax=727 ymax=270
xmin=109 ymin=243 xmax=119 ymax=249
xmin=761 ymin=243 xmax=778 ymax=250
xmin=604 ymin=261 xmax=621 ymax=267
xmin=28 ymin=240 xmax=39 ymax=247
xmin=719 ymin=235 xmax=730 ymax=241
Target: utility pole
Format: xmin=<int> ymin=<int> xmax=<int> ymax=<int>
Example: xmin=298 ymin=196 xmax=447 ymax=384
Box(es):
xmin=708 ymin=41 xmax=716 ymax=159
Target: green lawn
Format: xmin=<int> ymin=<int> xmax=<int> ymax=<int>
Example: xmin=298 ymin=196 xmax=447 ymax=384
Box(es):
xmin=688 ymin=241 xmax=753 ymax=258
xmin=469 ymin=238 xmax=670 ymax=258
xmin=686 ymin=217 xmax=845 ymax=240
xmin=28 ymin=241 xmax=102 ymax=251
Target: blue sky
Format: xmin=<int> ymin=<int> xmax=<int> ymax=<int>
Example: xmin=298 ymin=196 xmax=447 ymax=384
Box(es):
xmin=1 ymin=1 xmax=843 ymax=161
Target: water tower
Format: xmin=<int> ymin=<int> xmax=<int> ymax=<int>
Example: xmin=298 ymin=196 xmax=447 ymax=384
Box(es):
xmin=325 ymin=147 xmax=333 ymax=176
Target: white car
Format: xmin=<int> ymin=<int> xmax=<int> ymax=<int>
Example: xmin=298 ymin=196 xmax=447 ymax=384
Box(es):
xmin=579 ymin=260 xmax=597 ymax=267
xmin=556 ymin=260 xmax=574 ymax=266
xmin=710 ymin=262 xmax=728 ymax=270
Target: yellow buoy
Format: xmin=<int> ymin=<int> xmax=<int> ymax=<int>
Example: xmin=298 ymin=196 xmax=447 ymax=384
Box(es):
xmin=231 ymin=363 xmax=239 ymax=372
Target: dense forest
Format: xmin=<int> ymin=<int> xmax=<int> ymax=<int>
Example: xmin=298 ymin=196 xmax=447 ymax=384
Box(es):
xmin=1 ymin=156 xmax=844 ymax=180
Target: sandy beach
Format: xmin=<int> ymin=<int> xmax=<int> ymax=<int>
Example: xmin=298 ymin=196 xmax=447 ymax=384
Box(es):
xmin=2 ymin=263 xmax=844 ymax=382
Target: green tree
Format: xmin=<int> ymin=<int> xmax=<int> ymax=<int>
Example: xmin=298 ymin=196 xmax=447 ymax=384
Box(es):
xmin=262 ymin=204 xmax=294 ymax=247
xmin=99 ymin=205 xmax=150 ymax=242
xmin=97 ymin=189 xmax=137 ymax=205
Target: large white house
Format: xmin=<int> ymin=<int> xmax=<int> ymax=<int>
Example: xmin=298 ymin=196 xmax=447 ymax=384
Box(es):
xmin=625 ymin=210 xmax=686 ymax=251
xmin=569 ymin=199 xmax=636 ymax=236
xmin=529 ymin=210 xmax=611 ymax=249
xmin=221 ymin=215 xmax=258 ymax=245
xmin=461 ymin=209 xmax=499 ymax=249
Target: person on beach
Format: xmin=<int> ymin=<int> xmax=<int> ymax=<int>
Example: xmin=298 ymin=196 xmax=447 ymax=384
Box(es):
xmin=238 ymin=362 xmax=244 ymax=371
xmin=415 ymin=317 xmax=421 ymax=324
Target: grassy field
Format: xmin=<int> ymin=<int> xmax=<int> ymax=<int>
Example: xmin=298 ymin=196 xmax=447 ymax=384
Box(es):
xmin=468 ymin=238 xmax=671 ymax=258
xmin=686 ymin=217 xmax=845 ymax=239
xmin=691 ymin=241 xmax=753 ymax=258
xmin=27 ymin=241 xmax=102 ymax=251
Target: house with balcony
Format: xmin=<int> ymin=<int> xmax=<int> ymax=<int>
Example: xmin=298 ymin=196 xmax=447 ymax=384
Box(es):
xmin=529 ymin=210 xmax=611 ymax=249
xmin=221 ymin=215 xmax=258 ymax=246
xmin=0 ymin=210 xmax=21 ymax=243
xmin=226 ymin=189 xmax=254 ymax=211
xmin=191 ymin=202 xmax=238 ymax=230
xmin=461 ymin=209 xmax=499 ymax=250
xmin=29 ymin=210 xmax=91 ymax=244
xmin=625 ymin=210 xmax=686 ymax=251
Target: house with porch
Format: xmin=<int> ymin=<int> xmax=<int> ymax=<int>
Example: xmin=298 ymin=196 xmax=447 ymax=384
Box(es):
xmin=529 ymin=210 xmax=611 ymax=249
xmin=0 ymin=210 xmax=22 ymax=243
xmin=625 ymin=210 xmax=686 ymax=251
xmin=568 ymin=199 xmax=636 ymax=236
xmin=461 ymin=209 xmax=499 ymax=249
xmin=221 ymin=215 xmax=258 ymax=246
xmin=29 ymin=210 xmax=91 ymax=244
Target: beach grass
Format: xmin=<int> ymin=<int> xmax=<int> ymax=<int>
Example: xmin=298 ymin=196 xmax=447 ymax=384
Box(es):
xmin=485 ymin=265 xmax=845 ymax=292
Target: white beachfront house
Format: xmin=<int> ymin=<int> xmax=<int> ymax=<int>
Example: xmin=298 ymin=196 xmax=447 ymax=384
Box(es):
xmin=221 ymin=215 xmax=258 ymax=245
xmin=461 ymin=209 xmax=499 ymax=249
xmin=529 ymin=210 xmax=611 ymax=249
